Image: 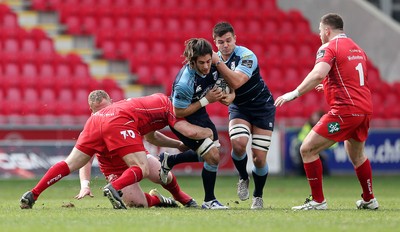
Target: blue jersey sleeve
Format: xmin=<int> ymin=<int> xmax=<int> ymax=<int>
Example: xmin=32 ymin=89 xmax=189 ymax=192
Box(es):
xmin=235 ymin=46 xmax=258 ymax=78
xmin=171 ymin=68 xmax=195 ymax=109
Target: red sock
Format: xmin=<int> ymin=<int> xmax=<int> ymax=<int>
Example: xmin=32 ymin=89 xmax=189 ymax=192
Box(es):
xmin=303 ymin=158 xmax=324 ymax=203
xmin=162 ymin=173 xmax=191 ymax=205
xmin=355 ymin=159 xmax=374 ymax=201
xmin=111 ymin=166 xmax=143 ymax=190
xmin=144 ymin=193 xmax=161 ymax=207
xmin=31 ymin=161 xmax=70 ymax=200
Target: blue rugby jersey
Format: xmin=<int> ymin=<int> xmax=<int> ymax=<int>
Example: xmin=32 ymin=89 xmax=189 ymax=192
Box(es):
xmin=218 ymin=46 xmax=274 ymax=106
xmin=171 ymin=64 xmax=219 ymax=118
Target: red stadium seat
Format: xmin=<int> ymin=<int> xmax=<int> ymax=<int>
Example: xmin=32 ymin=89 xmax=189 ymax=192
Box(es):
xmin=65 ymin=16 xmax=81 ymax=34
xmin=81 ymin=16 xmax=97 ymax=35
xmin=100 ymin=40 xmax=118 ymax=60
xmin=22 ymin=88 xmax=40 ymax=114
xmin=38 ymin=38 xmax=55 ymax=54
xmin=131 ymin=17 xmax=147 ymax=31
xmin=136 ymin=65 xmax=154 ymax=85
xmin=2 ymin=12 xmax=18 ymax=28
xmin=20 ymin=63 xmax=39 ymax=90
xmin=115 ymin=16 xmax=130 ymax=30
xmin=108 ymin=88 xmax=125 ymax=101
xmin=21 ymin=38 xmax=36 ymax=53
xmin=153 ymin=65 xmax=169 ymax=85
xmin=5 ymin=88 xmax=23 ymax=114
xmin=117 ymin=40 xmax=133 ymax=59
xmin=3 ymin=38 xmax=19 ymax=53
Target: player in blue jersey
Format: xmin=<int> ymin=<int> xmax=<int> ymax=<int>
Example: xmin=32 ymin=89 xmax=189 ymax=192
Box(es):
xmin=160 ymin=38 xmax=234 ymax=209
xmin=211 ymin=22 xmax=276 ymax=209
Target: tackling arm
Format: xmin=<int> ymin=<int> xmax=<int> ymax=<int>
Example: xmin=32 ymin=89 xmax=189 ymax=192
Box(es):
xmin=74 ymin=156 xmax=95 ymax=199
xmin=144 ymin=131 xmax=183 ymax=149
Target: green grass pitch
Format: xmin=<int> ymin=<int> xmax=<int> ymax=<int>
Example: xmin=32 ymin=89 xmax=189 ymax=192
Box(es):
xmin=1 ymin=175 xmax=399 ymax=232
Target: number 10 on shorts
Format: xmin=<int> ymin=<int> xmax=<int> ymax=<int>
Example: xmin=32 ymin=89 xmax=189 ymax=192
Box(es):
xmin=120 ymin=130 xmax=136 ymax=139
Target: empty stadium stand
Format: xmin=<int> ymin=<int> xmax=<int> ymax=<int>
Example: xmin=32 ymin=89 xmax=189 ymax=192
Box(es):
xmin=1 ymin=0 xmax=398 ymax=127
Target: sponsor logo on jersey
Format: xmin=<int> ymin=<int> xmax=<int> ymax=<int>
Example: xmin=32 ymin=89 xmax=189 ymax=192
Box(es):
xmin=327 ymin=122 xmax=340 ymax=134
xmin=242 ymin=53 xmax=252 ymax=60
xmin=349 ymin=49 xmax=362 ymax=53
xmin=242 ymin=59 xmax=253 ymax=68
xmin=316 ymin=49 xmax=325 ymax=59
xmin=347 ymin=55 xmax=364 ymax=61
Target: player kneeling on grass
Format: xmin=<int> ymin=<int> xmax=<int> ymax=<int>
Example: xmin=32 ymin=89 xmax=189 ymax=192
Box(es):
xmin=74 ymin=91 xmax=198 ymax=208
xmin=20 ymin=90 xmax=213 ymax=210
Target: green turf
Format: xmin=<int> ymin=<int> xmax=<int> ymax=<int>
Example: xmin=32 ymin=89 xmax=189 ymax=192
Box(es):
xmin=1 ymin=175 xmax=399 ymax=232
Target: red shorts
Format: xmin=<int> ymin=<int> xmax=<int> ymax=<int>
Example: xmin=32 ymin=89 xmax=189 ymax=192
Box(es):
xmin=313 ymin=114 xmax=371 ymax=142
xmin=76 ymin=113 xmax=145 ymax=158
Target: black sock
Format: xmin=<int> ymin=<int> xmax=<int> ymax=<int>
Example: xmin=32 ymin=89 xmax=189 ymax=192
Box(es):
xmin=232 ymin=154 xmax=249 ymax=180
xmin=252 ymin=171 xmax=268 ymax=198
xmin=202 ymin=167 xmax=216 ymax=202
xmin=167 ymin=150 xmax=199 ymax=168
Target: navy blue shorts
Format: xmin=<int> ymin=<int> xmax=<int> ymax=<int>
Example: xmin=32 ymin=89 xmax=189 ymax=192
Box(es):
xmin=229 ymin=102 xmax=276 ymax=131
xmin=170 ymin=111 xmax=218 ymax=151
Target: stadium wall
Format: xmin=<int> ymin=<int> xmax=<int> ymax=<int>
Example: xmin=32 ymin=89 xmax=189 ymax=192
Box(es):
xmin=1 ymin=126 xmax=399 ymax=179
xmin=0 ymin=127 xmax=282 ymax=178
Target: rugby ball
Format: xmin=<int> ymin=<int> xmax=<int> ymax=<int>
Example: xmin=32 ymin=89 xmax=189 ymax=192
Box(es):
xmin=215 ymin=78 xmax=232 ymax=94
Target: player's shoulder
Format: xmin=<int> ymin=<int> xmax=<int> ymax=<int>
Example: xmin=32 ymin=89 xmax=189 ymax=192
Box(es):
xmin=235 ymin=46 xmax=255 ymax=59
xmin=176 ymin=65 xmax=194 ymax=82
xmin=318 ymin=43 xmax=330 ymax=51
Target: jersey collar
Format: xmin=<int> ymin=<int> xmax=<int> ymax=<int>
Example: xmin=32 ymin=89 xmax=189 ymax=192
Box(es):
xmin=331 ymin=33 xmax=347 ymax=40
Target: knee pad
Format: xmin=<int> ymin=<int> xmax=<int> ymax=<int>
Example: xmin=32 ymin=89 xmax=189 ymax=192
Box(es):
xmin=251 ymin=134 xmax=271 ymax=152
xmin=229 ymin=124 xmax=250 ymax=140
xmin=196 ymin=137 xmax=216 ymax=157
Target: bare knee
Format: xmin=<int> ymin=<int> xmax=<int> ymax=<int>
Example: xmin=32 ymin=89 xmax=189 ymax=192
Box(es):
xmin=231 ymin=138 xmax=248 ymax=156
xmin=299 ymin=143 xmax=313 ymax=160
xmin=203 ymin=148 xmax=220 ymax=166
xmin=252 ymin=152 xmax=267 ymax=167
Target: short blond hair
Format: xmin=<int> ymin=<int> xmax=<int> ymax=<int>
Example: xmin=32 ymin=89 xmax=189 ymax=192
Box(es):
xmin=88 ymin=90 xmax=111 ymax=112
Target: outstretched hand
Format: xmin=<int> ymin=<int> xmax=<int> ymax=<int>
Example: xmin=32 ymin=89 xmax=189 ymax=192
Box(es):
xmin=274 ymin=89 xmax=299 ymax=107
xmin=74 ymin=187 xmax=94 ymax=200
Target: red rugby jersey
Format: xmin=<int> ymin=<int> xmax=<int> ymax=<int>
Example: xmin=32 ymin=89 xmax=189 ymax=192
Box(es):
xmin=316 ymin=34 xmax=373 ymax=115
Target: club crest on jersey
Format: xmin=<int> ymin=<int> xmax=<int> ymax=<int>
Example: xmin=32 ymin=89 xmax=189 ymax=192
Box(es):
xmin=316 ymin=50 xmax=325 ymax=59
xmin=230 ymin=62 xmax=236 ymax=70
xmin=327 ymin=122 xmax=340 ymax=134
xmin=212 ymin=71 xmax=218 ymax=81
xmin=195 ymin=85 xmax=202 ymax=93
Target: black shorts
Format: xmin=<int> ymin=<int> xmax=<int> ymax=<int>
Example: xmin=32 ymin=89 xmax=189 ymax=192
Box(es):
xmin=229 ymin=101 xmax=276 ymax=131
xmin=170 ymin=110 xmax=218 ymax=151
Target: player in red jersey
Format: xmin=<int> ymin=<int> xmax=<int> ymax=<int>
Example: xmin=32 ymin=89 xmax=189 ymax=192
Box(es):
xmin=275 ymin=13 xmax=378 ymax=210
xmin=20 ymin=91 xmax=213 ymax=209
xmin=74 ymin=90 xmax=198 ymax=208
